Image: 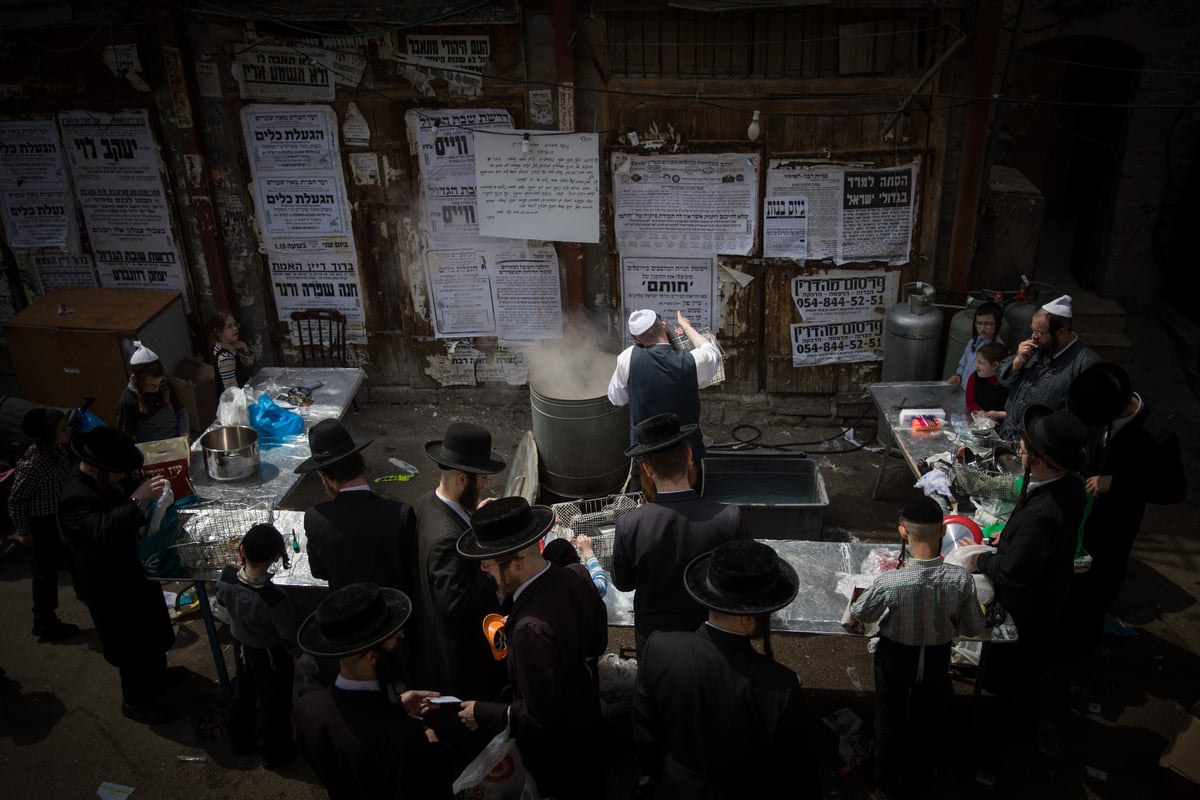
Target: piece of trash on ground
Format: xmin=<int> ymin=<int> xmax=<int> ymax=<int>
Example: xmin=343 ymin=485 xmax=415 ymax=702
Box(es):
xmin=97 ymin=782 xmax=135 ymax=799
xmin=176 ymin=754 xmax=209 ymax=763
xmin=845 ymin=665 xmax=865 ymax=696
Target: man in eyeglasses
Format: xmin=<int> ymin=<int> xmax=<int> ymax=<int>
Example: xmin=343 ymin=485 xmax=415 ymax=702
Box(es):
xmin=996 ymin=294 xmax=1099 ymax=440
xmin=455 ymin=497 xmax=608 ymax=800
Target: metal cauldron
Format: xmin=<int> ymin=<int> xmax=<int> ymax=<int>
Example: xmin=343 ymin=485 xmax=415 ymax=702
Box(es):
xmin=200 ymin=426 xmax=261 ymax=481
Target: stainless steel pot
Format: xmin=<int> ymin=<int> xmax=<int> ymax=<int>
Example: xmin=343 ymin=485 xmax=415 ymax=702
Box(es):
xmin=200 ymin=426 xmax=261 ymax=481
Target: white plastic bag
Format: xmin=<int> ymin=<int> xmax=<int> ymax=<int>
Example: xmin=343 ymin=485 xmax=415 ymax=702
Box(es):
xmin=217 ymin=386 xmax=251 ymax=428
xmin=451 ymin=723 xmax=540 ymax=800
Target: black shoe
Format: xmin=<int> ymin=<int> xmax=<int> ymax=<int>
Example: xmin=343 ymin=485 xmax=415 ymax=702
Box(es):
xmin=32 ymin=621 xmax=80 ymax=641
xmin=121 ymin=701 xmax=174 ymax=725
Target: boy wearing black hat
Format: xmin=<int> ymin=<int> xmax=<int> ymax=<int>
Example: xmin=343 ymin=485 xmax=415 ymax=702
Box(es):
xmin=633 ymin=539 xmax=819 ymax=799
xmin=293 ymin=583 xmax=452 ymax=799
xmin=850 ymin=496 xmax=985 ymax=800
xmin=216 ymin=524 xmax=298 ymax=767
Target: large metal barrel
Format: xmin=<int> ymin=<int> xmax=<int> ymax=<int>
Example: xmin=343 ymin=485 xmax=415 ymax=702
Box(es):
xmin=882 ymin=282 xmax=944 ymax=382
xmin=941 ymin=302 xmax=1011 ymax=380
xmin=530 ymin=388 xmax=630 ymax=500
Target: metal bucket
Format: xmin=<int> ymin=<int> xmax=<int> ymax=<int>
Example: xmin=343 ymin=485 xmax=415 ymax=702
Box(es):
xmin=200 ymin=426 xmax=261 ymax=481
xmin=530 ymin=387 xmax=630 ymax=500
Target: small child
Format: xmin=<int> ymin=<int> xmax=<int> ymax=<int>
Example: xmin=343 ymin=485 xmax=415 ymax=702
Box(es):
xmin=543 ymin=535 xmax=609 ymax=597
xmin=965 ymin=341 xmax=1010 ymax=420
xmin=216 ymin=524 xmax=298 ymax=767
xmin=850 ymin=496 xmax=985 ymax=800
xmin=210 ymin=310 xmax=255 ymax=405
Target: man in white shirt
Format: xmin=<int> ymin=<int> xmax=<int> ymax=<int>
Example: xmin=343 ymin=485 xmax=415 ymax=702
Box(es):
xmin=608 ymin=309 xmax=721 ymax=492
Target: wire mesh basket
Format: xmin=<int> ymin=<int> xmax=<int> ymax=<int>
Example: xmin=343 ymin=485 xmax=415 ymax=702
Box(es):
xmin=171 ymin=501 xmax=274 ymax=572
xmin=951 ymin=462 xmax=1019 ymax=501
xmin=549 ymin=493 xmax=642 ymax=574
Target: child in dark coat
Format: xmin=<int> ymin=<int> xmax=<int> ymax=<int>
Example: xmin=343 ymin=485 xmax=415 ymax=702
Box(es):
xmin=216 ymin=524 xmax=298 ymax=766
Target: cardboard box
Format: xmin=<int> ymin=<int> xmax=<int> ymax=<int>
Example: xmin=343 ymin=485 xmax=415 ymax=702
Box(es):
xmin=171 ymin=357 xmax=216 ymax=437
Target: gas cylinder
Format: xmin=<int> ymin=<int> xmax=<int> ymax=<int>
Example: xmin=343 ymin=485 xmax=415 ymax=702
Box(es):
xmin=942 ymin=301 xmax=1012 ymax=380
xmin=1003 ymin=299 xmax=1037 ymax=345
xmin=882 ymin=282 xmax=944 ymax=382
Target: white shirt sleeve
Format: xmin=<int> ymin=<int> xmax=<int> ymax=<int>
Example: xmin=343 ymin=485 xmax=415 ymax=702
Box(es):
xmin=689 ymin=341 xmax=721 ymax=387
xmin=607 ymin=347 xmax=633 ymax=406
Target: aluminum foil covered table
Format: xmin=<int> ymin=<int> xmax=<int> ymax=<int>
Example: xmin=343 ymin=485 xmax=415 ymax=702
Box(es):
xmin=867 ymin=381 xmax=967 ymax=499
xmin=603 ymin=539 xmax=1016 ymax=642
xmin=188 ymin=367 xmax=365 ymax=510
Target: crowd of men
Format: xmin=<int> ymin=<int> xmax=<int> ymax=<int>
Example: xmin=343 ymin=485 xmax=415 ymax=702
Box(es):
xmin=9 ymin=298 xmax=1187 ymax=799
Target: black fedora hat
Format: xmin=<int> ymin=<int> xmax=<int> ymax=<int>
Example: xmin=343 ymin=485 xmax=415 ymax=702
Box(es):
xmin=457 ymin=496 xmax=554 ymax=560
xmin=297 ymin=582 xmax=411 ymax=658
xmin=623 ymin=413 xmax=697 ymax=458
xmin=294 ymin=419 xmax=374 ymax=474
xmin=70 ymin=427 xmax=144 ymax=473
xmin=425 ymin=422 xmax=506 ymax=474
xmin=1068 ymin=363 xmax=1132 ymax=427
xmin=685 ymin=540 xmax=799 ymax=616
xmin=1022 ymin=405 xmax=1087 ymax=473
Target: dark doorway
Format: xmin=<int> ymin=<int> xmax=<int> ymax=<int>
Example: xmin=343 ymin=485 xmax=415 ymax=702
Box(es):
xmin=996 ymin=37 xmax=1143 ymax=292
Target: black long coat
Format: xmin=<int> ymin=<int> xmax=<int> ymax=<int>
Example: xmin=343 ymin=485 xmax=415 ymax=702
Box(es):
xmin=474 ymin=563 xmax=608 ymax=799
xmin=411 ymin=491 xmax=507 ymax=699
xmin=57 ymin=468 xmax=174 ymax=667
xmin=633 ymin=625 xmax=820 ymax=799
xmin=293 ymin=685 xmax=453 ymax=800
xmin=977 ymin=475 xmax=1087 ymax=654
xmin=304 ymin=490 xmax=418 ymax=593
xmin=612 ymin=490 xmax=747 ymax=646
xmin=1080 ymin=400 xmax=1187 ymax=606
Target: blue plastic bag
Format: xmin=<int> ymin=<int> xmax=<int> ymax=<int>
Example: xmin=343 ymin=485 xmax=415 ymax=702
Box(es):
xmin=248 ymin=393 xmax=304 ymax=445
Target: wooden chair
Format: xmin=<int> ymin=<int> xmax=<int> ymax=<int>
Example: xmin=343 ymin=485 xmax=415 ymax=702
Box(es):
xmin=290 ymin=309 xmax=358 ymax=410
xmin=290 ymin=309 xmax=348 ymax=368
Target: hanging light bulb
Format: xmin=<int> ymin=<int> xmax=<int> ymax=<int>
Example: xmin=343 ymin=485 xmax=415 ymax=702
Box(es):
xmin=747 ymin=110 xmax=761 ymax=142
xmin=521 ymin=132 xmax=530 ymax=154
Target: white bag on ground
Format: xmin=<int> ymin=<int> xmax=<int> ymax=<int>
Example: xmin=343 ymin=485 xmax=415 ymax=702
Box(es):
xmin=452 ymin=722 xmax=540 ymax=800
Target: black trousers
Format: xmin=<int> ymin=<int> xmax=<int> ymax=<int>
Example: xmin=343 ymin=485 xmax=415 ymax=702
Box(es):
xmin=231 ymin=641 xmax=296 ymax=762
xmin=873 ymin=637 xmax=952 ymax=798
xmin=29 ymin=515 xmax=80 ymax=625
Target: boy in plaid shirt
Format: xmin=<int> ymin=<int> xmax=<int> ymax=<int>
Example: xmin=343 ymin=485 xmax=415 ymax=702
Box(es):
xmin=850 ymin=495 xmax=985 ymax=800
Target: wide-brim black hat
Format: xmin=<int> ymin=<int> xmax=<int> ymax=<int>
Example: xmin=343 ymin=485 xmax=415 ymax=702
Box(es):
xmin=624 ymin=413 xmax=698 ymax=458
xmin=685 ymin=540 xmax=800 ymax=616
xmin=1068 ymin=363 xmax=1132 ymax=427
xmin=425 ymin=422 xmax=506 ymax=474
xmin=297 ymin=583 xmax=411 ymax=658
xmin=70 ymin=427 xmax=144 ymax=473
xmin=295 ymin=418 xmax=374 ymax=474
xmin=1023 ymin=405 xmax=1087 ymax=473
xmin=457 ymin=496 xmax=554 ymax=560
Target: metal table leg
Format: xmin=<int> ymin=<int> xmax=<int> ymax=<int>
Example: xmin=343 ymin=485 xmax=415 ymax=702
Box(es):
xmin=193 ymin=581 xmax=232 ymax=699
xmin=872 ymin=430 xmax=897 ymax=500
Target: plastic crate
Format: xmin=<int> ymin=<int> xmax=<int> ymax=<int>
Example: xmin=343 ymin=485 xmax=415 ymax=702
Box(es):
xmin=703 ymin=453 xmax=829 ymax=539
